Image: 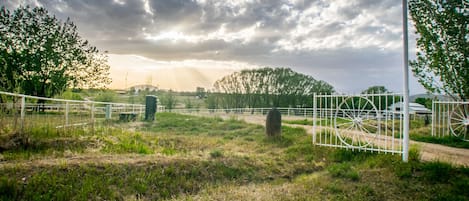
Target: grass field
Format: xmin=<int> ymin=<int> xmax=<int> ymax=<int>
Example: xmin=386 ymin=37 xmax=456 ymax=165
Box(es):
xmin=0 ymin=113 xmax=468 ymax=200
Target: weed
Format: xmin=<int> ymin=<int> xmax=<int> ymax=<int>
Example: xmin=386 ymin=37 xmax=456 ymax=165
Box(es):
xmin=210 ymin=149 xmax=223 ymax=158
xmin=326 ymin=181 xmax=343 ymax=193
xmin=393 ymin=161 xmax=414 ymax=178
xmin=332 ymin=149 xmax=373 ymax=162
xmin=420 ymin=161 xmax=453 ymax=182
xmin=161 ymin=147 xmax=177 ymax=156
xmin=102 ymin=132 xmax=154 ymax=154
xmin=0 ymin=177 xmax=19 ymax=200
xmin=327 ymin=163 xmax=360 ymax=181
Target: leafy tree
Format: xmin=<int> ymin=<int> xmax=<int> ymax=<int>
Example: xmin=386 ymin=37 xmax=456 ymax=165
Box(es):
xmin=414 ymin=97 xmax=432 ymax=109
xmin=195 ymin=87 xmax=206 ymax=98
xmin=0 ymin=6 xmax=110 ymax=98
xmin=161 ymin=90 xmax=177 ymax=111
xmin=409 ymin=0 xmax=468 ymax=100
xmin=184 ymin=98 xmax=193 ymax=109
xmin=56 ymin=89 xmax=83 ymax=100
xmin=205 ymin=92 xmax=219 ymax=110
xmin=361 ymin=86 xmax=389 ymax=94
xmin=213 ymin=67 xmax=334 ymax=108
xmin=94 ymin=90 xmax=116 ymax=102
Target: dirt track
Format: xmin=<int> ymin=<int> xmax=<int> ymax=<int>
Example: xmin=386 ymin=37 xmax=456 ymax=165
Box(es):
xmin=202 ymin=113 xmax=469 ymax=167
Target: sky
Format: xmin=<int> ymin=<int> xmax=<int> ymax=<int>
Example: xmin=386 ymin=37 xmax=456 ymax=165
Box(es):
xmin=2 ymin=0 xmax=428 ymax=94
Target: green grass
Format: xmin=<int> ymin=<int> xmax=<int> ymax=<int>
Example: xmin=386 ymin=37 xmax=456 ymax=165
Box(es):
xmin=284 ymin=118 xmax=351 ymax=126
xmin=0 ymin=112 xmax=468 ymax=200
xmin=409 ymin=127 xmax=469 ymax=149
xmin=283 ymin=119 xmax=312 ymax=125
xmin=327 ymin=162 xmax=360 ymax=181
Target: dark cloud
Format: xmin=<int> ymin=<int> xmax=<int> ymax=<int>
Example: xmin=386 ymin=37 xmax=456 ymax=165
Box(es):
xmin=1 ymin=0 xmax=425 ymax=93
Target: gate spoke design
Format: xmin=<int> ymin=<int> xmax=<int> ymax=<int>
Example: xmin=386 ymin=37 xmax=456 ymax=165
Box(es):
xmin=449 ymin=103 xmax=469 ymax=141
xmin=313 ymin=93 xmax=403 ymax=154
xmin=334 ymin=97 xmax=379 ymax=148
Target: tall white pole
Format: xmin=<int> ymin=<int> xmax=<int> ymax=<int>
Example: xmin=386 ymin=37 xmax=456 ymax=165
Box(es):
xmin=313 ymin=93 xmax=317 ymax=144
xmin=402 ymin=0 xmax=410 ymax=162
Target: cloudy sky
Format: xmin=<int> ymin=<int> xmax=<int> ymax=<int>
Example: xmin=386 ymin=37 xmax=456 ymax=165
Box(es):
xmin=3 ymin=0 xmax=427 ymax=94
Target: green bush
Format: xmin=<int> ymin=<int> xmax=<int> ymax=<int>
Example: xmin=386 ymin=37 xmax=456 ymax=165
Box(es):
xmin=94 ymin=91 xmax=117 ymax=102
xmin=57 ymin=90 xmax=83 ymax=100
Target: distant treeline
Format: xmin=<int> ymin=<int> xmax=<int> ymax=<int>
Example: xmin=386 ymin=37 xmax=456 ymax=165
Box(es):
xmin=205 ymin=67 xmax=335 ymax=109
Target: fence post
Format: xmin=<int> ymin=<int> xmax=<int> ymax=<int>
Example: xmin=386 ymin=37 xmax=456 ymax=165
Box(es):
xmin=431 ymin=101 xmax=435 ymax=137
xmin=65 ymin=102 xmax=69 ymax=126
xmin=20 ymin=96 xmax=25 ymax=131
xmin=91 ymin=103 xmax=95 ymax=124
xmin=105 ymin=104 xmax=112 ymax=120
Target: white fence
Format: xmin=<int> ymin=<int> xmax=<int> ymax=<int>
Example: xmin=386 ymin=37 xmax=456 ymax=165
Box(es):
xmin=432 ymin=101 xmax=469 ymax=141
xmin=313 ymin=93 xmax=404 ymax=154
xmin=0 ymin=91 xmax=145 ymax=134
xmin=167 ymin=107 xmax=314 ymax=117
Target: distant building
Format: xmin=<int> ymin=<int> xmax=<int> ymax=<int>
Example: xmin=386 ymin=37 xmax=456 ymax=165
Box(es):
xmin=129 ymin=85 xmax=158 ymax=94
xmin=388 ymin=102 xmax=431 ymax=115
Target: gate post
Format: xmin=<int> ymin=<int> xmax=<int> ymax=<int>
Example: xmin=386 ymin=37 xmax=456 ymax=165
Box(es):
xmin=313 ymin=93 xmax=316 ymax=144
xmin=401 ymin=0 xmax=410 ymax=162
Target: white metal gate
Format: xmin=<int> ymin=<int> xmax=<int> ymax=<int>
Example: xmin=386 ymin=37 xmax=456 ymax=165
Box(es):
xmin=432 ymin=101 xmax=469 ymax=141
xmin=313 ymin=93 xmax=404 ymax=154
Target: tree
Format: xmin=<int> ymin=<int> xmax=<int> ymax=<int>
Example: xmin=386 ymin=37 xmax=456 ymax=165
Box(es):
xmin=195 ymin=87 xmax=206 ymax=98
xmin=213 ymin=67 xmax=334 ymax=108
xmin=361 ymin=86 xmax=389 ymax=94
xmin=94 ymin=90 xmax=116 ymax=103
xmin=415 ymin=97 xmax=432 ymax=109
xmin=409 ymin=0 xmax=468 ymax=100
xmin=0 ymin=6 xmax=110 ymax=98
xmin=184 ymin=98 xmax=193 ymax=109
xmin=205 ymin=92 xmax=219 ymax=110
xmin=161 ymin=90 xmax=177 ymax=111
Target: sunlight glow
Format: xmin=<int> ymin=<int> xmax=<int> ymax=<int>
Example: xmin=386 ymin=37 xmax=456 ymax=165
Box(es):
xmin=107 ymin=54 xmax=259 ymax=90
xmin=144 ymin=23 xmax=258 ymax=44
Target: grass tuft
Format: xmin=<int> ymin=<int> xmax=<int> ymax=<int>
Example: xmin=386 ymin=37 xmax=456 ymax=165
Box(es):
xmin=327 ymin=163 xmax=360 ymax=181
xmin=210 ymin=149 xmax=223 ymax=158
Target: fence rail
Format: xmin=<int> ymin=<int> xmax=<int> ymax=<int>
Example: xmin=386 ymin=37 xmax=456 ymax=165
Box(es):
xmin=166 ymin=107 xmax=315 ymax=117
xmin=0 ymin=91 xmax=145 ymax=134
